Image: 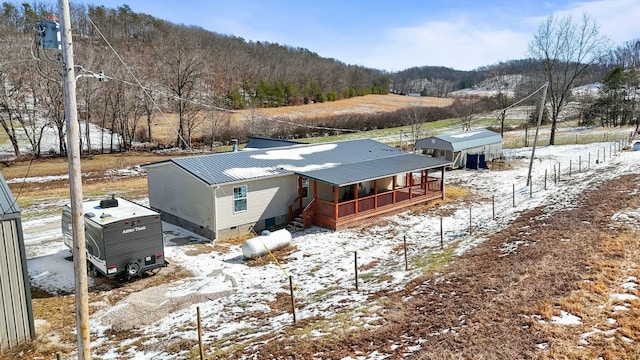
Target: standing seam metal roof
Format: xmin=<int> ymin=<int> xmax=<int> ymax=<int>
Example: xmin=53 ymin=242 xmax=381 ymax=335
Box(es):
xmin=415 ymin=129 xmax=502 ymax=152
xmin=145 ymin=139 xmax=451 ymax=186
xmin=0 ymin=172 xmax=20 ymax=219
xmin=298 ymin=154 xmax=451 ymax=186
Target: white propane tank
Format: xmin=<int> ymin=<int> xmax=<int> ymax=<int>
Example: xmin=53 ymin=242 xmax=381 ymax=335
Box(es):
xmin=242 ymin=229 xmax=292 ymax=259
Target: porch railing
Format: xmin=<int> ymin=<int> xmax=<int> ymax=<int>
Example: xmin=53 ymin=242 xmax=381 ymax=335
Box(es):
xmin=315 ymin=183 xmax=443 ymax=224
xmin=287 ymin=195 xmax=303 ymax=222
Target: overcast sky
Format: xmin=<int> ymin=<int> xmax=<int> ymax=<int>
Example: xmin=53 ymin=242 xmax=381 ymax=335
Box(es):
xmin=75 ymin=0 xmax=639 ymax=71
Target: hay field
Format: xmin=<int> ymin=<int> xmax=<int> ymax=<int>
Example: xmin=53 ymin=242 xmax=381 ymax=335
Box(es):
xmin=150 ymin=94 xmax=454 ymax=142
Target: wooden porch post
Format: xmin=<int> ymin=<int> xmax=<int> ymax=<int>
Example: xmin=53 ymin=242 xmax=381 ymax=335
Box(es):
xmin=422 ymin=170 xmax=427 ymax=191
xmin=373 ymin=180 xmax=378 ymax=208
xmin=424 ymin=169 xmax=428 ymax=193
xmin=298 ymin=176 xmax=303 ymax=209
xmin=354 ymin=184 xmax=358 ymax=214
xmin=313 ymin=180 xmax=318 ymax=198
xmin=392 ymin=176 xmax=396 ymax=204
xmin=333 ymin=185 xmax=339 ymax=221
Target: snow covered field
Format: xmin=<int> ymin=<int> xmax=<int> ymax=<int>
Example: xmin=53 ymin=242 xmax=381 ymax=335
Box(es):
xmin=22 ymin=137 xmax=640 ymax=359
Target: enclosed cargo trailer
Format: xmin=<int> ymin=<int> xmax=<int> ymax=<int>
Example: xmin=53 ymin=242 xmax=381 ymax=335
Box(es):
xmin=62 ymin=197 xmax=166 ymax=278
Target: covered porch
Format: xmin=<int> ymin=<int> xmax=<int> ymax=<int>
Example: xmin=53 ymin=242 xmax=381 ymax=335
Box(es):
xmin=288 ymin=155 xmax=451 ymax=231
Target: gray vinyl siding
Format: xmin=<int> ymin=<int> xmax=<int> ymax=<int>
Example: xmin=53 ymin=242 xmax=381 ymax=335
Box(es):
xmin=216 ymin=174 xmax=297 ymax=232
xmin=147 ymin=163 xmax=215 ymax=233
xmin=0 ymin=218 xmax=32 ymax=351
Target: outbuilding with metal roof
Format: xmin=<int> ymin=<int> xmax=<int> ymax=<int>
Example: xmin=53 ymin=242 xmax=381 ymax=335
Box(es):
xmin=415 ymin=129 xmax=503 ymax=169
xmin=142 ymin=138 xmax=452 ymax=239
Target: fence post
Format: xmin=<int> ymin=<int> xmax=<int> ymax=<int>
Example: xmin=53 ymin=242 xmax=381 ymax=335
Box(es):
xmin=403 ymin=235 xmax=408 ymax=271
xmin=558 ymin=163 xmax=561 ymax=181
xmin=579 ymin=156 xmax=582 ymax=173
xmin=197 ymin=307 xmax=205 ymax=360
xmin=354 ymin=251 xmax=358 ymax=292
xmin=289 ymin=275 xmax=296 ymax=323
xmin=569 ymin=160 xmax=572 ymax=177
xmin=544 ymin=169 xmax=547 ymax=190
xmin=512 ymin=184 xmax=515 ymax=207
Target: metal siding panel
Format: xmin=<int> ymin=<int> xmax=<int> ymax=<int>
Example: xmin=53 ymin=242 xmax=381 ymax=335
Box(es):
xmin=7 ymin=221 xmax=29 ymax=345
xmin=0 ymin=220 xmax=29 ymax=350
xmin=0 ymin=222 xmax=12 ymax=351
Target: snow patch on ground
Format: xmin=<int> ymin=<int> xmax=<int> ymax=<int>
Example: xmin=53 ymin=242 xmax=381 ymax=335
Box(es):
xmin=21 ymin=138 xmax=640 ymax=359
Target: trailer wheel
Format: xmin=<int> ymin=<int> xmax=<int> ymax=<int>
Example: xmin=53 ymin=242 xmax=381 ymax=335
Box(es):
xmin=126 ymin=262 xmax=141 ymax=276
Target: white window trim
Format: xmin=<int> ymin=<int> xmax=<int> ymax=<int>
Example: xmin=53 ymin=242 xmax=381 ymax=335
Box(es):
xmin=233 ymin=184 xmax=248 ymax=213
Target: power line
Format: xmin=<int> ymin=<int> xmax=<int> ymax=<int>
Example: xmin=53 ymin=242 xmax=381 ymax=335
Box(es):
xmin=500 ymin=82 xmax=548 ymax=112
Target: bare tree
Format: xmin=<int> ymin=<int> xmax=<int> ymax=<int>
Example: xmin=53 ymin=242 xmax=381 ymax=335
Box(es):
xmin=403 ymin=106 xmax=425 ymax=150
xmin=0 ymin=69 xmax=23 ymax=157
xmin=528 ymin=13 xmax=611 ymax=144
xmin=39 ymin=76 xmax=67 ymax=155
xmin=209 ymin=110 xmax=228 ymax=151
xmin=158 ymin=32 xmax=205 ymax=149
xmin=453 ymin=97 xmax=479 ymax=131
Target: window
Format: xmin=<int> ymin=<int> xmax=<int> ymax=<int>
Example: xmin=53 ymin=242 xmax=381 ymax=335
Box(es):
xmin=301 ymin=177 xmax=309 ymax=198
xmin=233 ymin=185 xmax=247 ymax=213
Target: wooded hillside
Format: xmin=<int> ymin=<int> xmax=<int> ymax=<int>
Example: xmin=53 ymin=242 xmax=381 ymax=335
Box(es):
xmin=0 ymin=2 xmax=391 ymax=155
xmin=1 ymin=2 xmax=640 ymax=158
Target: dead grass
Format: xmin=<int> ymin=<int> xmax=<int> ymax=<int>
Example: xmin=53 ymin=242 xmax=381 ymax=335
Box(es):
xmin=530 ymin=231 xmax=640 ymax=359
xmin=2 ymin=95 xmax=639 ymax=358
xmin=244 ymin=245 xmax=298 ymax=267
xmin=150 ymin=94 xmax=454 ymax=141
xmin=3 ymin=263 xmax=195 ymax=360
xmin=2 ymin=152 xmax=178 ymax=212
xmin=240 ymin=174 xmax=640 ymax=359
xmin=409 ymin=186 xmax=471 ymax=216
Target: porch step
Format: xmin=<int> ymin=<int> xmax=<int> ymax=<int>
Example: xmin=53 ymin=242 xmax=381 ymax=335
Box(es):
xmin=287 ymin=216 xmax=304 ymax=232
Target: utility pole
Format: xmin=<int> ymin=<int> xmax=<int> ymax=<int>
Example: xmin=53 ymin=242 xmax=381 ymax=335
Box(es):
xmin=59 ymin=0 xmax=90 ymax=358
xmin=527 ymin=83 xmax=548 ymax=186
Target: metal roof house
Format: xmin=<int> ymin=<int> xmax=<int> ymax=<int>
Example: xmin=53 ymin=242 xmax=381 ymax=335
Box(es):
xmin=0 ymin=172 xmax=34 ymax=351
xmin=415 ymin=129 xmax=503 ymax=169
xmin=142 ymin=138 xmax=452 ymax=240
